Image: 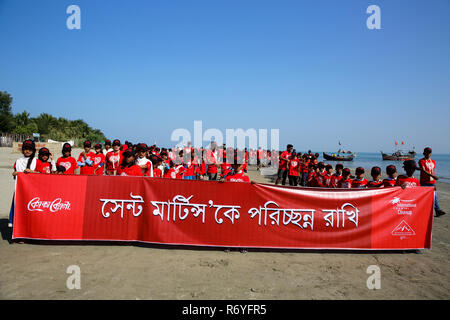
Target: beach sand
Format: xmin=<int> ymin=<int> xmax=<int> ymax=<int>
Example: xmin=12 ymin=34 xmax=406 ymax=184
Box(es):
xmin=0 ymin=147 xmax=449 ymax=300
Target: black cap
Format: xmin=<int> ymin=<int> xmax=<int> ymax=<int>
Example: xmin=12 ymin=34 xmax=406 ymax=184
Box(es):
xmin=22 ymin=139 xmax=36 ymax=151
xmin=38 ymin=147 xmax=50 ymax=156
xmin=112 ymin=139 xmax=121 ymax=146
xmin=343 ymin=168 xmax=351 ymax=176
xmin=386 ymin=165 xmax=397 ymax=175
xmin=403 ymin=160 xmax=417 ymax=169
xmin=424 ymin=147 xmax=432 ymax=154
xmin=356 ymin=167 xmax=365 ymax=174
xmin=94 ymin=143 xmax=102 ymax=149
xmin=83 ymin=140 xmax=91 ymax=148
xmin=62 ymin=142 xmax=72 ymax=152
xmin=371 ymin=166 xmax=381 ymax=175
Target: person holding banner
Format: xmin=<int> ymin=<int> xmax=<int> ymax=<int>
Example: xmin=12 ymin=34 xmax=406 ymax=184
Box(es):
xmin=367 ymin=166 xmax=384 ymax=188
xmin=93 ymin=144 xmax=105 ymax=176
xmin=35 ymin=147 xmax=56 ymax=174
xmin=105 ymin=139 xmax=122 ymax=175
xmin=383 ymin=165 xmax=398 ymax=187
xmin=396 ymin=160 xmax=420 ymax=188
xmin=56 ymin=143 xmax=78 ymax=175
xmin=77 ymin=140 xmax=96 ymax=175
xmin=9 ymin=139 xmax=38 ymax=227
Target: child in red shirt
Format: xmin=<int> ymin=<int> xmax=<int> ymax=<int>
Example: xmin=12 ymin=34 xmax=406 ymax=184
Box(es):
xmin=383 ymin=165 xmax=398 ymax=187
xmin=351 ymin=167 xmax=368 ymax=188
xmin=337 ymin=168 xmax=353 ymax=188
xmin=77 ymin=140 xmax=96 ymax=175
xmin=367 ymin=166 xmax=384 ymax=188
xmin=105 ymin=139 xmax=122 ymax=175
xmin=93 ymin=144 xmax=105 ymax=175
xmin=330 ymin=163 xmax=344 ymax=188
xmin=57 ymin=143 xmax=78 ymax=175
xmin=322 ymin=164 xmax=333 ymax=188
xmin=35 ymin=147 xmax=56 ymax=174
xmin=117 ymin=150 xmax=143 ymax=176
xmin=396 ymin=160 xmax=420 ymax=188
xmin=287 ymin=153 xmax=301 ymax=186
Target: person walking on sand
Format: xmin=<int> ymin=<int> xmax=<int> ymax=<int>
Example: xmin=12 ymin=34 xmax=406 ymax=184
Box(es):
xmin=418 ymin=147 xmax=446 ymax=217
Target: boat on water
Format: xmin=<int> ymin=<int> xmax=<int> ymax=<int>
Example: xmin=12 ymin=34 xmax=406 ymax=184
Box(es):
xmin=381 ymin=150 xmax=416 ymax=161
xmin=323 ymin=151 xmax=355 ymax=161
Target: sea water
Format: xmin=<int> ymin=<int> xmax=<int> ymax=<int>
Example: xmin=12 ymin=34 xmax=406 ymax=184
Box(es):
xmin=320 ymin=152 xmax=450 ymax=184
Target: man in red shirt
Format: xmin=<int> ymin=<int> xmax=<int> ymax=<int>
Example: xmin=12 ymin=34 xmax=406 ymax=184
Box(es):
xmin=396 ymin=160 xmax=420 ymax=188
xmin=275 ymin=144 xmax=293 ymax=185
xmin=323 ymin=164 xmax=333 ymax=188
xmin=222 ymin=152 xmax=250 ymax=183
xmin=418 ymin=147 xmax=445 ymax=217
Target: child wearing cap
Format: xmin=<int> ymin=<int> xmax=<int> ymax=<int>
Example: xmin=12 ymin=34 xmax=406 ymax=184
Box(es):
xmin=418 ymin=147 xmax=445 ymax=217
xmin=223 ymin=151 xmax=250 ymax=183
xmin=9 ymin=139 xmax=38 ymax=227
xmin=77 ymin=141 xmax=96 ymax=175
xmin=117 ymin=150 xmax=143 ymax=176
xmin=135 ymin=144 xmax=153 ymax=177
xmin=105 ymin=139 xmax=122 ymax=175
xmin=337 ymin=168 xmax=353 ymax=188
xmin=383 ymin=165 xmax=398 ymax=187
xmin=351 ymin=167 xmax=368 ymax=188
xmin=35 ymin=147 xmax=56 ymax=174
xmin=330 ymin=163 xmax=344 ymax=188
xmin=396 ymin=160 xmax=420 ymax=188
xmin=57 ymin=143 xmax=78 ymax=175
xmin=93 ymin=144 xmax=105 ymax=175
xmin=367 ymin=166 xmax=384 ymax=188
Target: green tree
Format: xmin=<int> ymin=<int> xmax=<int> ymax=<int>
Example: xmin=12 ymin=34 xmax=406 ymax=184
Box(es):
xmin=0 ymin=91 xmax=14 ymax=132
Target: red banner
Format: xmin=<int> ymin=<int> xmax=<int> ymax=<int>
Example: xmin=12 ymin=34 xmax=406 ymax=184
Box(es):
xmin=12 ymin=173 xmax=434 ymax=250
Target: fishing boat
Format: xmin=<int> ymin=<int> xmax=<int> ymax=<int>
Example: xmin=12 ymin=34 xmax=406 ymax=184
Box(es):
xmin=381 ymin=150 xmax=416 ymax=161
xmin=323 ymin=151 xmax=355 ymax=161
xmin=381 ymin=141 xmax=416 ymax=161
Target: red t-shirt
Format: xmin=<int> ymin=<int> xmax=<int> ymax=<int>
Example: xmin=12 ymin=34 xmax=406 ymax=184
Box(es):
xmin=93 ymin=153 xmax=105 ymax=175
xmin=117 ymin=164 xmax=143 ymax=176
xmin=383 ymin=178 xmax=397 ymax=187
xmin=153 ymin=168 xmax=162 ymax=178
xmin=57 ymin=156 xmax=78 ymax=175
xmin=367 ymin=180 xmax=384 ymax=188
xmin=35 ymin=159 xmax=52 ymax=174
xmin=322 ymin=174 xmax=333 ymax=188
xmin=337 ymin=178 xmax=353 ymax=189
xmin=225 ymin=171 xmax=250 ymax=182
xmin=330 ymin=174 xmax=343 ymax=188
xmin=106 ymin=151 xmax=122 ymax=172
xmin=206 ymin=151 xmax=219 ymax=173
xmin=221 ymin=163 xmax=232 ymax=178
xmin=418 ymin=158 xmax=436 ymax=185
xmin=351 ymin=178 xmax=368 ymax=189
xmin=396 ymin=175 xmax=420 ymax=188
xmin=279 ymin=151 xmax=291 ymax=170
xmin=78 ymin=151 xmax=96 ymax=175
xmin=164 ymin=167 xmax=177 ymax=179
xmin=288 ymin=159 xmax=301 ymax=176
xmin=301 ymin=160 xmax=310 ymax=173
xmin=184 ymin=162 xmax=197 ymax=177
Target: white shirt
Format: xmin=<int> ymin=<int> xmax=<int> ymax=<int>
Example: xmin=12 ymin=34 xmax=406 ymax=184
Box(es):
xmin=103 ymin=148 xmax=113 ymax=156
xmin=135 ymin=156 xmax=153 ymax=177
xmin=14 ymin=156 xmax=37 ymax=172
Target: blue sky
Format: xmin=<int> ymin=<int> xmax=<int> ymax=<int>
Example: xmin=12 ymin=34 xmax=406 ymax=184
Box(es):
xmin=1 ymin=0 xmax=449 ymax=153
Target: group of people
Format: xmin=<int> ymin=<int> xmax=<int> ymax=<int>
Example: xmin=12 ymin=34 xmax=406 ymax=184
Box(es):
xmin=12 ymin=139 xmax=251 ymax=182
xmin=275 ymin=144 xmax=446 ymax=217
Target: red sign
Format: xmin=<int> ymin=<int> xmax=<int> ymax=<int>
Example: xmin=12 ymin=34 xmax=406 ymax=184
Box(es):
xmin=12 ymin=173 xmax=434 ymax=250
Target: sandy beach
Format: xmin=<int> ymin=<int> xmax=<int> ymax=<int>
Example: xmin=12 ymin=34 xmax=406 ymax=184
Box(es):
xmin=0 ymin=147 xmax=449 ymax=300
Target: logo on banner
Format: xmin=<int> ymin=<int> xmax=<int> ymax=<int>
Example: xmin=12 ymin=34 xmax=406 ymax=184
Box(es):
xmin=27 ymin=197 xmax=71 ymax=213
xmin=391 ymin=220 xmax=415 ymax=236
xmin=390 ymin=197 xmax=416 ymax=216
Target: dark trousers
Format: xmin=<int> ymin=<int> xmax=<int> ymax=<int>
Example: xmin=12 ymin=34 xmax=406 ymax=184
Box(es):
xmin=208 ymin=173 xmax=218 ymax=181
xmin=289 ymin=175 xmax=299 ymax=186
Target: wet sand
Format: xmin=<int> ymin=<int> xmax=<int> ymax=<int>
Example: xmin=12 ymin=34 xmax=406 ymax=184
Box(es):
xmin=0 ymin=147 xmax=449 ymax=299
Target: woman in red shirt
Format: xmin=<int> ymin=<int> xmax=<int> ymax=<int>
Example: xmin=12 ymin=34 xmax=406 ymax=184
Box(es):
xmin=117 ymin=150 xmax=143 ymax=176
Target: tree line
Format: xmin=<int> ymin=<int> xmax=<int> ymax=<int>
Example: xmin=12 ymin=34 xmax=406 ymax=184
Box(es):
xmin=0 ymin=90 xmax=106 ymax=146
